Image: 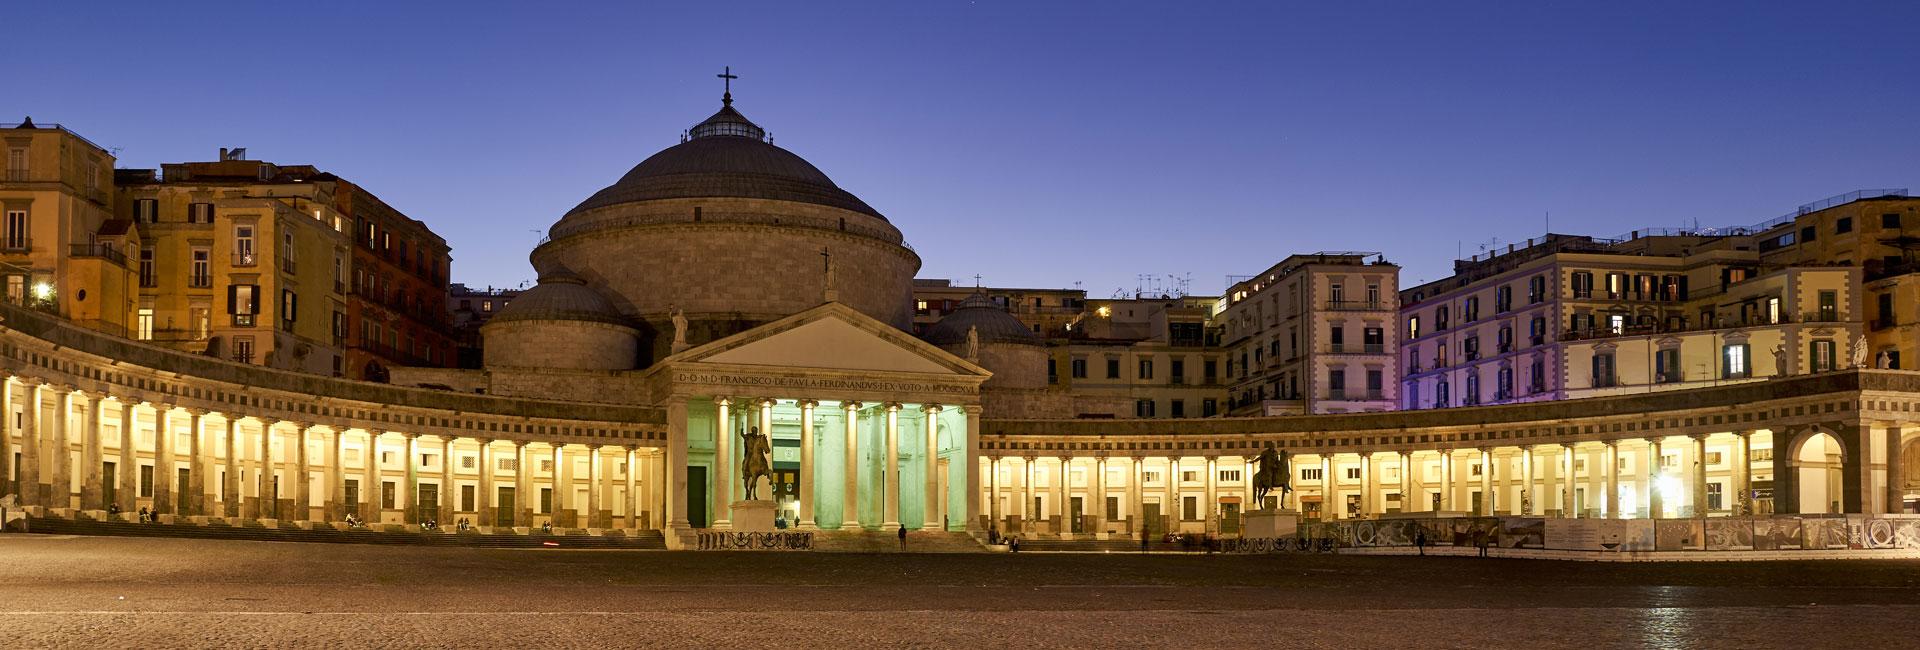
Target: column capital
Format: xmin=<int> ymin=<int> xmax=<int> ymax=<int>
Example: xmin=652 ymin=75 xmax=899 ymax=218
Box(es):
xmin=512 ymin=439 xmax=530 ymax=448
xmin=1643 ymin=436 xmax=1663 ymax=444
xmin=1058 ymin=454 xmax=1073 ymax=463
xmin=884 ymin=402 xmax=903 ymax=412
xmin=1131 ymin=455 xmax=1145 ymax=462
xmin=920 ymin=403 xmax=943 ymax=414
xmin=473 ymin=437 xmax=494 ymax=446
xmin=1687 ymin=433 xmax=1709 ymax=441
xmin=796 ymin=399 xmax=819 ymax=409
xmin=15 ymin=375 xmax=43 ymax=387
xmin=402 ymin=432 xmax=421 ymax=440
xmin=842 ymin=400 xmax=863 ymax=411
xmin=714 ymin=396 xmax=734 ymax=407
xmin=254 ymin=416 xmax=279 ymax=427
xmin=152 ymin=401 xmax=177 ymax=413
xmin=963 ymin=404 xmax=983 ymax=415
xmin=293 ymin=421 xmax=316 ymax=431
xmin=754 ymin=397 xmax=777 ymax=408
xmin=586 ymin=443 xmax=603 ymax=451
xmin=364 ymin=428 xmax=386 ymax=437
xmin=80 ymin=389 xmax=110 ymax=402
xmin=184 ymin=407 xmax=209 ymax=417
xmin=623 ymin=443 xmax=639 ymax=452
xmin=1603 ymin=439 xmax=1619 ymax=448
xmin=47 ymin=382 xmax=75 ymax=394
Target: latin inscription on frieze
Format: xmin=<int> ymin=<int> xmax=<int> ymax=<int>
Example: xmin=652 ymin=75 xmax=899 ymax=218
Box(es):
xmin=673 ymin=371 xmax=978 ymax=395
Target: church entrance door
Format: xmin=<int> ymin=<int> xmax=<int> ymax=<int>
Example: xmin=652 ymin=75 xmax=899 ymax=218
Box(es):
xmin=496 ymin=487 xmax=515 ymax=527
xmin=687 ymin=466 xmax=708 ymax=528
xmin=1069 ymin=497 xmax=1084 ymax=533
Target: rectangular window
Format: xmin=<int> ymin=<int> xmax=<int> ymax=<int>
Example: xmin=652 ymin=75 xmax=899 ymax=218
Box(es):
xmin=1137 ymin=359 xmax=1153 ymax=380
xmin=234 ymin=224 xmax=256 ymax=266
xmin=1106 ymin=358 xmax=1120 ymax=379
xmin=1328 ymin=369 xmax=1346 ymax=399
xmin=3 ymin=210 xmax=26 ymax=250
xmin=1571 ymin=271 xmax=1593 ymax=299
xmin=228 ymin=284 xmax=259 ymax=327
xmin=1723 ymin=343 xmax=1750 ymax=379
xmin=1330 ymin=325 xmax=1345 ymax=352
xmin=1528 ymin=275 xmax=1546 ymax=303
xmin=134 ymin=199 xmax=158 ymax=223
xmin=1767 ymin=297 xmax=1782 ymax=324
xmin=188 ymin=202 xmax=214 ymax=224
xmin=1202 ymin=399 xmax=1217 ymax=417
xmin=1836 ymin=216 xmax=1853 ymax=234
xmin=1655 ymin=348 xmax=1681 ymax=382
xmin=138 ymin=247 xmax=156 ymax=287
xmin=1366 ymin=369 xmax=1383 ymax=398
xmin=1591 ymin=353 xmax=1616 ymax=387
xmin=1495 ymin=285 xmax=1512 ymax=313
xmin=1707 ymin=483 xmax=1723 ymax=511
xmin=136 ymin=308 xmax=154 ymax=340
xmin=1810 ymin=339 xmax=1836 ymax=372
xmin=1301 ymin=468 xmax=1323 ymax=481
xmin=382 ymin=481 xmax=396 ymax=509
xmin=461 ymin=485 xmax=476 ymax=512
xmin=1884 ymin=213 xmax=1902 ymax=230
xmin=1135 ymin=399 xmax=1156 ymax=417
xmin=1817 ymin=290 xmax=1837 ymax=321
xmin=1329 ymin=283 xmax=1344 ymax=304
xmin=5 ymin=147 xmax=25 ymax=181
xmin=1170 ymin=399 xmax=1185 ymax=418
xmin=232 ymin=336 xmax=255 ymax=364
xmin=139 ymin=464 xmax=154 ymax=497
xmin=1464 ymin=296 xmax=1479 ymax=322
xmin=1407 ymin=315 xmax=1420 ymax=339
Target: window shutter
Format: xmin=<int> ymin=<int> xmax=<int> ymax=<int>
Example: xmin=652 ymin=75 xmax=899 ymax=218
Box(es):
xmin=227 ymin=285 xmax=237 ymax=314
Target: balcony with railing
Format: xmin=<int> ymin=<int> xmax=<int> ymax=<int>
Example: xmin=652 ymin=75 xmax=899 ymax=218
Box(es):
xmin=68 ymin=243 xmax=127 ymax=267
xmin=281 ymin=257 xmax=297 ymax=275
xmin=1325 ymin=300 xmax=1389 ymax=312
xmin=1561 ymin=311 xmax=1849 ymax=342
xmin=233 ymin=251 xmax=258 ymax=267
xmin=188 ymin=273 xmax=212 ymax=289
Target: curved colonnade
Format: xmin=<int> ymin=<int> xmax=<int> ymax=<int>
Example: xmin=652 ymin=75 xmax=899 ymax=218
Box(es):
xmin=0 ymin=303 xmax=669 ymax=530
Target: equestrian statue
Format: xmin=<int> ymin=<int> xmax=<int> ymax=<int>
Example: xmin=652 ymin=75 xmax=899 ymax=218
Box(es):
xmin=739 ymin=425 xmax=773 ymax=501
xmin=1251 ymin=445 xmax=1292 ymax=507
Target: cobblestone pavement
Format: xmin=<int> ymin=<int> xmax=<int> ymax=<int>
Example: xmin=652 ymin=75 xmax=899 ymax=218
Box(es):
xmin=4 ymin=534 xmax=1918 ymax=648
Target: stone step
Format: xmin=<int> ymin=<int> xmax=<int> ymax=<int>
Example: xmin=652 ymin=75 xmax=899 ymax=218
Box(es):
xmin=19 ymin=515 xmax=666 ymax=549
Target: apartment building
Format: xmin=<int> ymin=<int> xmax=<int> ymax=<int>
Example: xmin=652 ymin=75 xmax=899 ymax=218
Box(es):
xmin=1399 ymin=229 xmax=1863 ymax=410
xmin=0 ymin=119 xmax=139 ymax=337
xmin=1220 ymin=253 xmax=1400 ymax=415
xmin=910 ymin=279 xmax=1085 ymax=338
xmin=1052 ymin=295 xmax=1226 ymax=418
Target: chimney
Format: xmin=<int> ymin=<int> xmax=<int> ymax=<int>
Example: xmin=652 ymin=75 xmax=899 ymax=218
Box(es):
xmin=220 ymin=147 xmax=229 ymax=160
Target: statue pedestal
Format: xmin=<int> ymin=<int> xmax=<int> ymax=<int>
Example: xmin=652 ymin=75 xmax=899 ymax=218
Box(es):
xmin=1243 ymin=509 xmax=1300 ymax=538
xmin=729 ymin=500 xmax=778 ymax=533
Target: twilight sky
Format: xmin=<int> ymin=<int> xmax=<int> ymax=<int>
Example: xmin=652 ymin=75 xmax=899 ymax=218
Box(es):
xmin=7 ymin=2 xmax=1918 ymax=296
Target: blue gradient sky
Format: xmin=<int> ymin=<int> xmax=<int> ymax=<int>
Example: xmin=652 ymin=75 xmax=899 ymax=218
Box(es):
xmin=8 ymin=2 xmax=1918 ymax=295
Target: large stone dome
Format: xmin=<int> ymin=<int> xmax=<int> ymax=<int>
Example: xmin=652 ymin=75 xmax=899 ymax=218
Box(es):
xmin=924 ymin=293 xmax=1042 ymax=347
xmin=528 ymin=92 xmax=920 ymax=367
xmin=567 ymin=107 xmax=884 ymax=220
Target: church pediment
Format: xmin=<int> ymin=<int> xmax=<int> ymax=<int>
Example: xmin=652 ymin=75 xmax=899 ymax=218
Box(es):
xmin=663 ymin=302 xmax=988 ymax=377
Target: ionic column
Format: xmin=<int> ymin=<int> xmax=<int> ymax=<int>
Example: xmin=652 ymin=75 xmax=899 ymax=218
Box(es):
xmin=665 ymin=399 xmax=688 ymax=530
xmin=1023 ymin=455 xmax=1036 ymax=534
xmin=513 ymin=440 xmax=531 ymax=527
xmin=441 ymin=436 xmax=456 ymax=525
xmin=222 ymin=417 xmax=240 ymax=517
xmin=80 ymin=391 xmax=104 ymax=511
xmin=15 ymin=379 xmax=39 ymax=507
xmin=1056 ymin=455 xmax=1071 ymax=536
xmin=1690 ymin=434 xmax=1708 ymax=517
xmin=1885 ymin=425 xmax=1904 ymax=515
xmin=49 ymin=385 xmax=71 ymax=510
xmin=184 ymin=409 xmax=205 ymax=516
xmin=758 ymin=400 xmax=774 ymax=504
xmin=1479 ymin=448 xmax=1493 ymax=515
xmin=713 ymin=398 xmax=732 ymax=528
xmin=841 ymin=401 xmax=861 ymax=529
xmin=1736 ymin=430 xmax=1753 ymax=515
xmin=882 ymin=402 xmax=901 ymax=530
xmin=399 ymin=433 xmax=420 ymax=524
xmin=1204 ymin=455 xmax=1219 ymax=529
xmin=477 ymin=439 xmax=496 ymax=527
xmin=623 ymin=445 xmax=639 ymax=528
xmin=362 ymin=430 xmax=381 ymax=522
xmin=1165 ymin=456 xmax=1180 ymax=528
xmin=1646 ymin=438 xmax=1664 ymax=519
xmin=328 ymin=427 xmax=345 ymax=522
xmin=922 ymin=404 xmax=940 ymax=530
xmin=585 ymin=444 xmax=602 ymax=528
xmin=256 ymin=418 xmax=277 ymax=519
xmin=1603 ymin=441 xmax=1620 ymax=519
xmin=1562 ymin=444 xmax=1577 ymax=518
xmin=551 ymin=442 xmax=569 ymax=527
xmin=1127 ymin=456 xmax=1144 ymax=535
xmin=1358 ymin=452 xmax=1373 ymax=516
xmin=1521 ymin=446 xmax=1535 ymax=515
xmin=292 ymin=422 xmax=313 ymax=522
xmin=1398 ymin=451 xmax=1413 ymax=512
xmin=798 ymin=400 xmax=817 ymax=529
xmin=117 ymin=399 xmax=136 ymax=513
xmin=987 ymin=456 xmax=1001 ymax=532
xmin=963 ymin=405 xmax=982 ymax=531
xmin=1320 ymin=454 xmax=1334 ymax=518
xmin=1440 ymin=449 xmax=1454 ymax=513
xmin=153 ymin=403 xmax=174 ymax=515
xmin=1092 ymin=455 xmax=1108 ymax=539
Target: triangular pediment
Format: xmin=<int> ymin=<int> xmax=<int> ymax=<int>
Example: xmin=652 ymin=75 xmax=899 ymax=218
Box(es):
xmin=665 ymin=302 xmax=987 ymax=377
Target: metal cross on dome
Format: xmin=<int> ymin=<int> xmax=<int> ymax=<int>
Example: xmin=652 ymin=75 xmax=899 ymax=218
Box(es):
xmin=718 ymin=66 xmax=738 ymax=104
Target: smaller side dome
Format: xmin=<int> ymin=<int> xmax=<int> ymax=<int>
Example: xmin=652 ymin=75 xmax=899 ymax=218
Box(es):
xmin=924 ymin=293 xmax=1043 ymax=347
xmin=488 ymin=266 xmax=626 ymax=326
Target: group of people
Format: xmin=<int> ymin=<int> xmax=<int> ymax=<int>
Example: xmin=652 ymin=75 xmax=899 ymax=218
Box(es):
xmin=985 ymin=527 xmax=1021 ymax=552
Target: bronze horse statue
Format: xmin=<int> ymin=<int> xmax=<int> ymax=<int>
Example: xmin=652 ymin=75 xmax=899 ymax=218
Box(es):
xmin=1251 ymin=446 xmax=1291 ymax=506
xmin=739 ymin=425 xmax=773 ymax=500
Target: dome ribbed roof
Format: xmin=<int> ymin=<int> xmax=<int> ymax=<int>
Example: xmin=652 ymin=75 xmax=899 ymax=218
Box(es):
xmin=564 ymin=102 xmax=884 ymax=220
xmin=924 ymin=293 xmax=1043 ymax=347
xmin=488 ymin=267 xmax=629 ymax=327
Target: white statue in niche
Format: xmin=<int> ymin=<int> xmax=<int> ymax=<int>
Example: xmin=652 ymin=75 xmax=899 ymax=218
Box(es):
xmin=1854 ymin=334 xmax=1870 ymax=369
xmin=1878 ymin=350 xmax=1892 ymax=369
xmin=964 ymin=325 xmax=980 ymax=363
xmin=1773 ymin=344 xmax=1788 ymax=377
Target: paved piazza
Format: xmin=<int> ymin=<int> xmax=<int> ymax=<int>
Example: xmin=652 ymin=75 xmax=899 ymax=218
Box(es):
xmin=0 ymin=535 xmax=1915 ymax=648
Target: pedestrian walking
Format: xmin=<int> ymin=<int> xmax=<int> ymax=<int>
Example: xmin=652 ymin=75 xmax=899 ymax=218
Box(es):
xmin=1415 ymin=529 xmax=1427 ymax=556
xmin=1140 ymin=529 xmax=1150 ymax=553
xmin=897 ymin=523 xmax=908 ymax=550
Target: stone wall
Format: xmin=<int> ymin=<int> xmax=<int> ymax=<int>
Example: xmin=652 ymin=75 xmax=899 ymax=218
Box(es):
xmin=482 ymin=319 xmax=638 ymax=371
